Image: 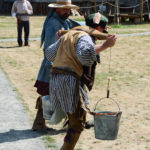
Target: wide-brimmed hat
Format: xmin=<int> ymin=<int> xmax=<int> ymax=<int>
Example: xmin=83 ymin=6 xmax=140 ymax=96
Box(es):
xmin=48 ymin=0 xmax=79 ymax=9
xmin=85 ymin=12 xmax=109 ymax=33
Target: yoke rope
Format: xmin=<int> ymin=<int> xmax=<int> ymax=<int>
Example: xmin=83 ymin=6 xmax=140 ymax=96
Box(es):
xmin=107 ymin=48 xmax=112 ymax=98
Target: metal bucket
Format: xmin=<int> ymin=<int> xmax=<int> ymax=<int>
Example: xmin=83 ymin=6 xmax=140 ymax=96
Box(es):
xmin=94 ymin=97 xmax=122 ymax=140
xmin=42 ymin=95 xmax=53 ymax=120
xmin=42 ymin=95 xmax=67 ymax=124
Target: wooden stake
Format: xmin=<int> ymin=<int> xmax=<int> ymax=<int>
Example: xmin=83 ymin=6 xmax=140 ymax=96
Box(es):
xmin=140 ymin=0 xmax=143 ymax=23
xmin=94 ymin=0 xmax=97 ymax=13
xmin=115 ymin=0 xmax=120 ymax=24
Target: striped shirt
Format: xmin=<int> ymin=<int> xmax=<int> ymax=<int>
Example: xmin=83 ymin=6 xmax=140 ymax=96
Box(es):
xmin=45 ymin=35 xmax=96 ymax=114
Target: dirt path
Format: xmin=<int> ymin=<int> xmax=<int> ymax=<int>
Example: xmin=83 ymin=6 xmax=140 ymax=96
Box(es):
xmin=0 ymin=32 xmax=150 ymax=43
xmin=0 ymin=69 xmax=50 ymax=150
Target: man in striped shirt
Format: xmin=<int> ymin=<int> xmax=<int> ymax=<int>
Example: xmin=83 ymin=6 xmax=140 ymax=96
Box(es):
xmin=45 ymin=12 xmax=117 ymax=150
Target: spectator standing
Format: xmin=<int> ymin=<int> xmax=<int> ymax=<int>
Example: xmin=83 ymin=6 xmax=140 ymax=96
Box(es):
xmin=11 ymin=0 xmax=33 ymax=47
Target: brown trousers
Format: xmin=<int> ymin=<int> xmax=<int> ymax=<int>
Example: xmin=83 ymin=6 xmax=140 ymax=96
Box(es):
xmin=61 ymin=100 xmax=87 ymax=150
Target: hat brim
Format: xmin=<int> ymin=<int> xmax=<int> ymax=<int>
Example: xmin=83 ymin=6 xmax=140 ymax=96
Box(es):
xmin=48 ymin=3 xmax=79 ymax=9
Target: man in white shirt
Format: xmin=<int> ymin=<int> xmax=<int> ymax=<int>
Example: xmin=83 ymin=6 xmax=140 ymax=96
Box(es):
xmin=11 ymin=0 xmax=33 ymax=47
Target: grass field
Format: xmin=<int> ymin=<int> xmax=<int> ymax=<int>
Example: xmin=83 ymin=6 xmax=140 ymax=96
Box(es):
xmin=0 ymin=16 xmax=150 ymax=39
xmin=0 ymin=16 xmax=150 ymax=150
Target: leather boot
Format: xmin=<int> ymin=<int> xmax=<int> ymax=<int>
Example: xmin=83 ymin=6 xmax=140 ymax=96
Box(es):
xmin=32 ymin=96 xmax=47 ymax=131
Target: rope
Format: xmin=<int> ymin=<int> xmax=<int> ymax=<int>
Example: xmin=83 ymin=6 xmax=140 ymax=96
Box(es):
xmin=107 ymin=48 xmax=112 ymax=98
xmin=80 ymin=3 xmax=106 ymax=9
xmin=108 ymin=48 xmax=112 ymax=76
xmin=80 ymin=0 xmax=147 ymax=9
xmin=106 ymin=1 xmax=147 ymax=9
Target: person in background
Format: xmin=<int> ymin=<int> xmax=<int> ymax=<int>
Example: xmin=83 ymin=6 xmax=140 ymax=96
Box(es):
xmin=11 ymin=0 xmax=33 ymax=47
xmin=32 ymin=0 xmax=80 ymax=131
xmin=45 ymin=12 xmax=117 ymax=150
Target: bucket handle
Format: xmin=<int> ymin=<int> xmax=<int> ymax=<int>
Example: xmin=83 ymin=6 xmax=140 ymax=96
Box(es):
xmin=94 ymin=97 xmax=121 ymax=113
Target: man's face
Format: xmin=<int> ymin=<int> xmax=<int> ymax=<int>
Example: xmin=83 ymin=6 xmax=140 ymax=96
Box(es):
xmin=95 ymin=26 xmax=105 ymax=33
xmin=56 ymin=8 xmax=71 ymax=20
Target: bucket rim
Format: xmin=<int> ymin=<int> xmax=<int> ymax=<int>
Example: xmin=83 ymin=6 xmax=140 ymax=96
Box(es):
xmin=94 ymin=111 xmax=122 ymax=116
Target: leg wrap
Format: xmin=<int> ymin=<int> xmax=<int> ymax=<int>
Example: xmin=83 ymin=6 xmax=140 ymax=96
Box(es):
xmin=32 ymin=96 xmax=46 ymax=131
xmin=61 ymin=102 xmax=86 ymax=150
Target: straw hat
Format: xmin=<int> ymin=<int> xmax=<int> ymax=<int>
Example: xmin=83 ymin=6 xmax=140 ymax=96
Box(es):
xmin=48 ymin=0 xmax=79 ymax=9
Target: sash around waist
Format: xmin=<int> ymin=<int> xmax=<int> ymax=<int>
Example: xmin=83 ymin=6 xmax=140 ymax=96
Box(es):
xmin=50 ymin=67 xmax=81 ymax=81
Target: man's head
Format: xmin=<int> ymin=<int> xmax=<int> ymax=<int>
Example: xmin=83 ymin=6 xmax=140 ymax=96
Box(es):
xmin=85 ymin=12 xmax=109 ymax=33
xmin=48 ymin=0 xmax=79 ymax=20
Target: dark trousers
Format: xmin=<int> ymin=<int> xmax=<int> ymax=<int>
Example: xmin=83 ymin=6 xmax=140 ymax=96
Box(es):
xmin=17 ymin=20 xmax=30 ymax=46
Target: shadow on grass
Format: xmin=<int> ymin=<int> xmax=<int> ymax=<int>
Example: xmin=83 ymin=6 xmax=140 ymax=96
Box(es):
xmin=0 ymin=129 xmax=43 ymax=143
xmin=0 ymin=46 xmax=19 ymax=48
xmin=0 ymin=128 xmax=65 ymax=144
xmin=33 ymin=127 xmax=66 ymax=136
xmin=46 ymin=128 xmax=66 ymax=136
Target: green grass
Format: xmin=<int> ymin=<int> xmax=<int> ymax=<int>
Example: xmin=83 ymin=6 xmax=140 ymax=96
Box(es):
xmin=0 ymin=16 xmax=150 ymax=39
xmin=111 ymin=23 xmax=150 ymax=29
xmin=73 ymin=18 xmax=84 ymax=22
xmin=43 ymin=136 xmax=58 ymax=149
xmin=94 ymin=67 xmax=142 ymax=91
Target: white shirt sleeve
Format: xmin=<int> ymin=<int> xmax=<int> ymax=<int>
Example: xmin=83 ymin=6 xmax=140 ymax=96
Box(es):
xmin=26 ymin=1 xmax=33 ymax=15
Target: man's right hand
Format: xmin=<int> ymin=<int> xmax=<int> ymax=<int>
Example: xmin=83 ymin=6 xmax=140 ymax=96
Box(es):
xmin=56 ymin=28 xmax=64 ymax=40
xmin=105 ymin=34 xmax=117 ymax=48
xmin=25 ymin=10 xmax=28 ymax=14
xmin=95 ymin=34 xmax=117 ymax=54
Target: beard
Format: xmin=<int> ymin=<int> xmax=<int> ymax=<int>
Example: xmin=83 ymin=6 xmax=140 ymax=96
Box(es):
xmin=61 ymin=13 xmax=70 ymax=20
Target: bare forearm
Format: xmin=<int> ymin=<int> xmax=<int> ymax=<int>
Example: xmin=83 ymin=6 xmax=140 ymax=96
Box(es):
xmin=95 ymin=42 xmax=109 ymax=54
xmin=95 ymin=34 xmax=117 ymax=54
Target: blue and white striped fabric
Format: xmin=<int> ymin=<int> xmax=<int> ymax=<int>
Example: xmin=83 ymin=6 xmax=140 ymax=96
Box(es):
xmin=45 ymin=35 xmax=96 ymax=114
